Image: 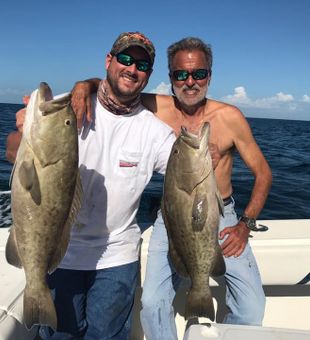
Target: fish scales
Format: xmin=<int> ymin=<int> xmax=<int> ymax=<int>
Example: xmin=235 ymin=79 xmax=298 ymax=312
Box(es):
xmin=162 ymin=122 xmax=225 ymax=321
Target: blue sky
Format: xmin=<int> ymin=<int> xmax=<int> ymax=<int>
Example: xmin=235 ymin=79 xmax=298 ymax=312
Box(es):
xmin=1 ymin=0 xmax=309 ymax=120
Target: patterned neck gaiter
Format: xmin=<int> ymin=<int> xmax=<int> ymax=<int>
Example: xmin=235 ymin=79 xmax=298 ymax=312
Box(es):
xmin=97 ymin=79 xmax=141 ymax=115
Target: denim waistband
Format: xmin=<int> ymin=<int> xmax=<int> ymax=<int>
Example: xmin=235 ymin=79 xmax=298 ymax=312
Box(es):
xmin=223 ymin=196 xmax=233 ymax=206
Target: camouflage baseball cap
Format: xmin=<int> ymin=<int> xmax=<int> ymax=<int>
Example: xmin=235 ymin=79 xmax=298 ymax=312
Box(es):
xmin=110 ymin=32 xmax=155 ymax=65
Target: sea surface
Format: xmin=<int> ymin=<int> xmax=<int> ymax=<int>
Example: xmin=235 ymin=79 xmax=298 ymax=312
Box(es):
xmin=0 ymin=102 xmax=309 ymax=228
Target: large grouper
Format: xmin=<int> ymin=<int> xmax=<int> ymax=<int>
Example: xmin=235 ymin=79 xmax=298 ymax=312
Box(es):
xmin=162 ymin=122 xmax=226 ymax=321
xmin=5 ymin=82 xmax=82 ymax=330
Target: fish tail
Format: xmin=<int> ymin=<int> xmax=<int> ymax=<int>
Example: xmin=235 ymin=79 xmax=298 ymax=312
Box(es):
xmin=185 ymin=287 xmax=215 ymax=321
xmin=23 ymin=284 xmax=57 ymax=330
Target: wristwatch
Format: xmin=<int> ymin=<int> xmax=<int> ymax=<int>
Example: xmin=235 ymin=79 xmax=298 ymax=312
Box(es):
xmin=240 ymin=215 xmax=257 ymax=230
xmin=240 ymin=215 xmax=268 ymax=232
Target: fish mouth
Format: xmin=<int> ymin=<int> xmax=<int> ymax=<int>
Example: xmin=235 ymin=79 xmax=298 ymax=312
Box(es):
xmin=180 ymin=122 xmax=210 ymax=149
xmin=38 ymin=82 xmax=72 ymax=115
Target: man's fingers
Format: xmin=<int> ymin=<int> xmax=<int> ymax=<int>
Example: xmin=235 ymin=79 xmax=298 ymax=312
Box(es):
xmin=86 ymin=98 xmax=93 ymax=124
xmin=71 ymin=82 xmax=93 ymax=129
xmin=75 ymin=109 xmax=84 ymax=130
xmin=234 ymin=245 xmax=245 ymax=257
xmin=222 ymin=243 xmax=239 ymax=257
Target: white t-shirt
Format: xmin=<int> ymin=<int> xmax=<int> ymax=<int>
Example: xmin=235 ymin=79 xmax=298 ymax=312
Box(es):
xmin=60 ymin=96 xmax=175 ymax=270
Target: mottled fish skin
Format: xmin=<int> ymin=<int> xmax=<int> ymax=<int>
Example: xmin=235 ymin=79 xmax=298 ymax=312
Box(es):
xmin=5 ymin=82 xmax=82 ymax=330
xmin=162 ymin=122 xmax=225 ymax=321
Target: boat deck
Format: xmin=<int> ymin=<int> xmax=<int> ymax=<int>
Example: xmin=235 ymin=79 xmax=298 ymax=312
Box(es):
xmin=1 ymin=219 xmax=310 ymax=339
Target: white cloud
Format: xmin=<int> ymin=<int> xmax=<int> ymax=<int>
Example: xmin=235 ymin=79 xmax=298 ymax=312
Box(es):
xmin=302 ymin=94 xmax=310 ymax=103
xmin=221 ymin=86 xmax=251 ymax=105
xmin=151 ymin=82 xmax=171 ymax=95
xmin=274 ymin=92 xmax=294 ymax=102
xmin=221 ymin=87 xmax=296 ymax=109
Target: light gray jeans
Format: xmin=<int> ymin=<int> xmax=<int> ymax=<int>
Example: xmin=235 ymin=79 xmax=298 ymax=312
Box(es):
xmin=140 ymin=198 xmax=265 ymax=340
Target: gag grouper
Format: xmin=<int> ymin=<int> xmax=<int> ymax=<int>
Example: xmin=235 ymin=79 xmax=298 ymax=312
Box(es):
xmin=5 ymin=82 xmax=82 ymax=330
xmin=162 ymin=122 xmax=225 ymax=321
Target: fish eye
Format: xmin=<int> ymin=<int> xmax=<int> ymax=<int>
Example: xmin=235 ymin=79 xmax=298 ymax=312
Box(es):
xmin=173 ymin=149 xmax=179 ymax=155
xmin=64 ymin=119 xmax=71 ymax=126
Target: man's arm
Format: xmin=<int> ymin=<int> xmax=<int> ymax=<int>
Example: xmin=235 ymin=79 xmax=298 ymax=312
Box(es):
xmin=233 ymin=111 xmax=272 ymax=218
xmin=71 ymin=78 xmax=101 ymax=128
xmin=220 ymin=106 xmax=272 ymax=257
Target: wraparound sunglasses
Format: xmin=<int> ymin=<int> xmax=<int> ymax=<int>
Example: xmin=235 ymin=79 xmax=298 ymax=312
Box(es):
xmin=172 ymin=69 xmax=209 ymax=81
xmin=115 ymin=53 xmax=152 ymax=72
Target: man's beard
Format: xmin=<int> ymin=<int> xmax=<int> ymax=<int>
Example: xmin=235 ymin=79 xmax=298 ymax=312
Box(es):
xmin=172 ymin=83 xmax=208 ymax=111
xmin=106 ymin=72 xmax=140 ymax=101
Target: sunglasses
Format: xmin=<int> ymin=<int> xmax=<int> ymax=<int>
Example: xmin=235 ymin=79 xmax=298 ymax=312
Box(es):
xmin=115 ymin=53 xmax=152 ymax=72
xmin=172 ymin=69 xmax=209 ymax=81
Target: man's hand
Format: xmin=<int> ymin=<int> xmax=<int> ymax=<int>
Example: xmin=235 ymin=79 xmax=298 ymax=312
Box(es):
xmin=6 ymin=95 xmax=30 ymax=163
xmin=16 ymin=108 xmax=26 ymax=132
xmin=15 ymin=95 xmax=30 ymax=132
xmin=219 ymin=221 xmax=250 ymax=257
xmin=71 ymin=81 xmax=94 ymax=129
xmin=209 ymin=143 xmax=221 ymax=169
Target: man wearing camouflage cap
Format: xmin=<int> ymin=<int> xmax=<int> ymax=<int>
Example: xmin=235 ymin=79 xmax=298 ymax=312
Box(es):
xmin=5 ymin=31 xmax=176 ymax=339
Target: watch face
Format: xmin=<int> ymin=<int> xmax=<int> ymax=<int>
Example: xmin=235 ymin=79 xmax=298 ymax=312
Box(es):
xmin=248 ymin=219 xmax=256 ymax=228
xmin=241 ymin=216 xmax=256 ymax=230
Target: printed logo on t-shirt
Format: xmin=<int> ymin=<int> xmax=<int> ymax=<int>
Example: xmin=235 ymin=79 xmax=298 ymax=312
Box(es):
xmin=119 ymin=160 xmax=139 ymax=167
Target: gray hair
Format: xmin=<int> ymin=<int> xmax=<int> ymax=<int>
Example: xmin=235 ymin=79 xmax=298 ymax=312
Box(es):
xmin=167 ymin=37 xmax=213 ymax=72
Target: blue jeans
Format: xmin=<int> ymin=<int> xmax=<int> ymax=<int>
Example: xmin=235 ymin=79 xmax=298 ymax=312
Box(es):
xmin=39 ymin=261 xmax=139 ymax=340
xmin=140 ymin=199 xmax=265 ymax=340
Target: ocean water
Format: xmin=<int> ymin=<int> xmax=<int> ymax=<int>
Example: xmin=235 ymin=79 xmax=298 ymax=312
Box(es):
xmin=0 ymin=103 xmax=309 ymax=228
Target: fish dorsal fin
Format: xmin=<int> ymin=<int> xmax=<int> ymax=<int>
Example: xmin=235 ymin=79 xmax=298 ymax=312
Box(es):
xmin=48 ymin=171 xmax=83 ymax=273
xmin=5 ymin=225 xmax=23 ymax=268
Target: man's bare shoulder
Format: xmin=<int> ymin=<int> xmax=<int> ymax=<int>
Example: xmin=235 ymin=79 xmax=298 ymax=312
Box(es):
xmin=206 ymin=98 xmax=247 ymax=125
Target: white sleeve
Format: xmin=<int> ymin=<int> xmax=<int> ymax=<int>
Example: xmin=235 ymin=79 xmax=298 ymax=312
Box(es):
xmin=154 ymin=130 xmax=176 ymax=175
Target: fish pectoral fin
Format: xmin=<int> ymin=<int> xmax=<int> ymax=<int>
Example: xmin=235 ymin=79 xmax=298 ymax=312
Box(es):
xmin=48 ymin=171 xmax=83 ymax=273
xmin=5 ymin=225 xmax=23 ymax=268
xmin=211 ymin=245 xmax=226 ymax=277
xmin=19 ymin=159 xmax=42 ymax=205
xmin=192 ymin=192 xmax=208 ymax=232
xmin=19 ymin=159 xmax=36 ymax=191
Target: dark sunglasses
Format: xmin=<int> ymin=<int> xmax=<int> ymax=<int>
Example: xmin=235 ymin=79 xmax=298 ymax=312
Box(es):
xmin=172 ymin=69 xmax=209 ymax=81
xmin=115 ymin=53 xmax=152 ymax=72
